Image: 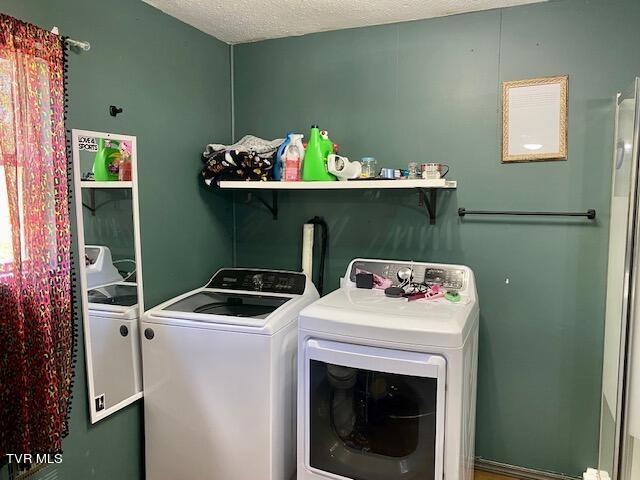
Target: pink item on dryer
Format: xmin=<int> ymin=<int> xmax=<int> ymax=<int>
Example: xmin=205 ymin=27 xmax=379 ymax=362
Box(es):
xmin=355 ymin=269 xmax=393 ymax=290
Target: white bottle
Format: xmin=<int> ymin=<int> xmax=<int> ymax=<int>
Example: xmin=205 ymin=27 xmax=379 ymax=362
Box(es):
xmin=283 ymin=134 xmax=305 ymax=181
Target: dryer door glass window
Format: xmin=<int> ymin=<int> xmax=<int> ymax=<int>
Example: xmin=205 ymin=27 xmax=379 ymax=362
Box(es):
xmin=309 ymin=360 xmax=438 ymax=480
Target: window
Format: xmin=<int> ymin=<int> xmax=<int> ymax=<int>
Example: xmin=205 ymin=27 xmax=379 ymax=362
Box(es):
xmin=0 ymin=56 xmax=56 ymax=273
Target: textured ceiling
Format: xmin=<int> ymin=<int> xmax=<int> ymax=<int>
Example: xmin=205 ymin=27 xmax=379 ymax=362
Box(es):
xmin=142 ymin=0 xmax=547 ymax=44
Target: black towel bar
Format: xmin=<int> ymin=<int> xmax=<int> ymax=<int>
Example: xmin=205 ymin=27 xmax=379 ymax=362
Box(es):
xmin=458 ymin=208 xmax=596 ymax=219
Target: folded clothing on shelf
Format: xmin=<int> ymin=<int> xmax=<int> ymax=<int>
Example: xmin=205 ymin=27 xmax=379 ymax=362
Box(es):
xmin=203 ymin=135 xmax=284 ymax=157
xmin=201 ymin=135 xmax=284 ymax=186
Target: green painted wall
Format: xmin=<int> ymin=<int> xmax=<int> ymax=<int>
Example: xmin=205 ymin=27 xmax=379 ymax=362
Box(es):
xmin=1 ymin=1 xmax=232 ymax=478
xmin=3 ymin=0 xmax=640 ymax=477
xmin=233 ymin=0 xmax=640 ymax=475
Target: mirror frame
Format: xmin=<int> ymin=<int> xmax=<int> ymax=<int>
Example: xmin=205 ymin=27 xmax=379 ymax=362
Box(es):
xmin=71 ymin=129 xmax=144 ymax=423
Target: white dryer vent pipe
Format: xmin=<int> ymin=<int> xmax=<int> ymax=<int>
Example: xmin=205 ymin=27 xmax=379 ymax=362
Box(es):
xmin=302 ymin=223 xmax=314 ymax=279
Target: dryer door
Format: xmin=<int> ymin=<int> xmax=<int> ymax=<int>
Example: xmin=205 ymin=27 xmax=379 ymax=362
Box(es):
xmin=303 ymin=339 xmax=446 ymax=480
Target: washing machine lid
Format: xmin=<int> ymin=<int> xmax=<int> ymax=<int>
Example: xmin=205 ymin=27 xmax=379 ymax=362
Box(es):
xmin=144 ymin=268 xmax=319 ymax=332
xmin=163 ymin=290 xmax=290 ymax=319
xmin=299 ymin=287 xmax=478 ymax=348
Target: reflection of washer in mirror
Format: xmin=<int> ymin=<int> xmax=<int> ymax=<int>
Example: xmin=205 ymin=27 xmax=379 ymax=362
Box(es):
xmin=85 ymin=245 xmax=123 ymax=288
xmin=87 ymin=279 xmax=141 ymax=414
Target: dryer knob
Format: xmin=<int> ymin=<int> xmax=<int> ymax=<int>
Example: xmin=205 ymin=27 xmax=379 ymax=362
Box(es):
xmin=120 ymin=325 xmax=129 ymax=337
xmin=144 ymin=328 xmax=155 ymax=340
xmin=252 ymin=274 xmax=264 ymax=291
xmin=397 ymin=267 xmax=413 ymax=283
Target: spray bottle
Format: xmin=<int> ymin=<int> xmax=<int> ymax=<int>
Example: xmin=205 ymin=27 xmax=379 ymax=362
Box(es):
xmin=283 ymin=133 xmax=305 ymax=181
xmin=274 ymin=133 xmax=292 ymax=181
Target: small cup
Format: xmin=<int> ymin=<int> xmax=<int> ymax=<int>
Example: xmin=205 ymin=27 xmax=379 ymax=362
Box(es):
xmin=360 ymin=157 xmax=377 ymax=178
xmin=380 ymin=168 xmax=395 ymax=179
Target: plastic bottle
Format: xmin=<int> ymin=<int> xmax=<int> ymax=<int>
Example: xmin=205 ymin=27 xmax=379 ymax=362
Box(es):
xmin=93 ymin=138 xmax=121 ymax=181
xmin=284 ymin=144 xmax=301 ymax=181
xmin=274 ymin=134 xmax=292 ymax=181
xmin=283 ymin=133 xmax=304 ymax=182
xmin=302 ymin=125 xmax=336 ymax=181
xmin=118 ymin=157 xmax=132 ymax=181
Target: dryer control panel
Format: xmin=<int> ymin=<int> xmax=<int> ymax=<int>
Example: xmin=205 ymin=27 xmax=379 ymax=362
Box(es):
xmin=348 ymin=260 xmax=467 ymax=291
xmin=207 ymin=269 xmax=306 ymax=295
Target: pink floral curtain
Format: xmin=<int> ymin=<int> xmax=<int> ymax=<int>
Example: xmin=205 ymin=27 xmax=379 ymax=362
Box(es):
xmin=0 ymin=15 xmax=74 ymax=455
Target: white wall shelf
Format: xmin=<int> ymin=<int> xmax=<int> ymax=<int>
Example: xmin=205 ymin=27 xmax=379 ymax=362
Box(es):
xmin=81 ymin=181 xmax=133 ymax=188
xmin=219 ymin=179 xmax=457 ymax=225
xmin=219 ymin=179 xmax=456 ymax=190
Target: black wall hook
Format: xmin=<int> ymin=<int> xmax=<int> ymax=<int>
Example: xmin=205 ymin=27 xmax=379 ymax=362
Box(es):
xmin=109 ymin=105 xmax=123 ymax=117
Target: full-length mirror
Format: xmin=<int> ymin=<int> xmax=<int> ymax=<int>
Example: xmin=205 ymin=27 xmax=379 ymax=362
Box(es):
xmin=72 ymin=130 xmax=144 ymax=423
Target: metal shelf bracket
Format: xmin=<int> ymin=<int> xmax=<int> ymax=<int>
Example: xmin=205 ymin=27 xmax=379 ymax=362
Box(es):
xmin=82 ymin=189 xmax=96 ymax=216
xmin=417 ymin=188 xmax=438 ymax=225
xmin=246 ymin=190 xmax=278 ymax=220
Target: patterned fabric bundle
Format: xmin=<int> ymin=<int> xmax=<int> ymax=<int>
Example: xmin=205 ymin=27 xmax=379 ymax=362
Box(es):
xmin=0 ymin=15 xmax=74 ymax=456
xmin=201 ymin=135 xmax=283 ymax=186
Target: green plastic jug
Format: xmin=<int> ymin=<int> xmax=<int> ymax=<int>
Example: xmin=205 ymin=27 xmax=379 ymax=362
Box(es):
xmin=93 ymin=138 xmax=121 ymax=181
xmin=302 ymin=125 xmax=336 ymax=181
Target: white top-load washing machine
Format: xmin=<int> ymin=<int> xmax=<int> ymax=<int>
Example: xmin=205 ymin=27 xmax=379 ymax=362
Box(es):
xmin=297 ymin=259 xmax=479 ymax=480
xmin=142 ymin=268 xmax=319 ymax=480
xmin=87 ymin=281 xmax=142 ymax=413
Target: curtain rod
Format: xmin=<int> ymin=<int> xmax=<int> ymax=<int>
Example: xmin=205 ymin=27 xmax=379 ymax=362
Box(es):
xmin=51 ymin=26 xmax=90 ymax=51
xmin=65 ymin=37 xmax=90 ymax=51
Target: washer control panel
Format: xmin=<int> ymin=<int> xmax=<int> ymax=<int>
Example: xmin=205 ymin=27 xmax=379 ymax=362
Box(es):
xmin=207 ymin=269 xmax=306 ymax=295
xmin=349 ymin=260 xmax=467 ymax=291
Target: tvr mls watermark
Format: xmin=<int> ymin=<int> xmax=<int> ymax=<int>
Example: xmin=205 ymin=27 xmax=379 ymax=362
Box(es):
xmin=6 ymin=453 xmax=63 ymax=464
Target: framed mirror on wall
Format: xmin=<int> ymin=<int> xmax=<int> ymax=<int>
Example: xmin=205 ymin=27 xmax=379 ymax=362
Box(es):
xmin=72 ymin=129 xmax=144 ymax=423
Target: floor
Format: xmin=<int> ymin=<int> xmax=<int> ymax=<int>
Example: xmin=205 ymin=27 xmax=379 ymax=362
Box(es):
xmin=475 ymin=471 xmax=517 ymax=480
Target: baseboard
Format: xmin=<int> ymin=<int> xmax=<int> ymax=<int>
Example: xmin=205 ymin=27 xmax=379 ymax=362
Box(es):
xmin=7 ymin=463 xmax=52 ymax=480
xmin=475 ymin=458 xmax=581 ymax=480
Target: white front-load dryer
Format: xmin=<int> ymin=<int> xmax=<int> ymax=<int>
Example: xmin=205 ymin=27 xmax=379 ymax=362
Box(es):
xmin=297 ymin=259 xmax=479 ymax=480
xmin=142 ymin=268 xmax=319 ymax=480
